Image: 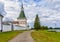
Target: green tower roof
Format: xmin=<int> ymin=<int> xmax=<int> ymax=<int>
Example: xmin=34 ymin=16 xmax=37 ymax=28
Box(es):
xmin=17 ymin=4 xmax=26 ymax=19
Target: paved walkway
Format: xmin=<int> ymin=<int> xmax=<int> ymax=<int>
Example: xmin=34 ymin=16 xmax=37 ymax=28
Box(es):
xmin=8 ymin=31 xmax=34 ymax=42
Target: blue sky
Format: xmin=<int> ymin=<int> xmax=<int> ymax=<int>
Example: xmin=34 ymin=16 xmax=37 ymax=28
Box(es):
xmin=0 ymin=0 xmax=60 ymax=28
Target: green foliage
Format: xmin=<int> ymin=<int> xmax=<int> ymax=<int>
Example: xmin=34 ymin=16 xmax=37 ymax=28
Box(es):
xmin=31 ymin=28 xmax=34 ymax=30
xmin=49 ymin=27 xmax=53 ymax=29
xmin=41 ymin=26 xmax=48 ymax=30
xmin=34 ymin=14 xmax=41 ymax=30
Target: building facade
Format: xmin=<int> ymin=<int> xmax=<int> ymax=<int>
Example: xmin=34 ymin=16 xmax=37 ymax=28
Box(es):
xmin=0 ymin=2 xmax=5 ymax=32
xmin=0 ymin=14 xmax=3 ymax=32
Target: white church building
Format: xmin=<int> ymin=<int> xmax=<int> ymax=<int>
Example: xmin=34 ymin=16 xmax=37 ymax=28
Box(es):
xmin=0 ymin=2 xmax=5 ymax=32
xmin=12 ymin=3 xmax=27 ymax=27
xmin=0 ymin=2 xmax=28 ymax=32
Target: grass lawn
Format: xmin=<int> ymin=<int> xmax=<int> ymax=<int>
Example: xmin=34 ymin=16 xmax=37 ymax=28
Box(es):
xmin=31 ymin=30 xmax=60 ymax=42
xmin=0 ymin=30 xmax=25 ymax=42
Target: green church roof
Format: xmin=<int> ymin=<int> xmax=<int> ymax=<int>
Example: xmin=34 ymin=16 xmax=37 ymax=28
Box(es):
xmin=17 ymin=4 xmax=26 ymax=19
xmin=18 ymin=10 xmax=26 ymax=19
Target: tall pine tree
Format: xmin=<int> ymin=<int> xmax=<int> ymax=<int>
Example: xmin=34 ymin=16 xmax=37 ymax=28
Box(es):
xmin=34 ymin=14 xmax=41 ymax=30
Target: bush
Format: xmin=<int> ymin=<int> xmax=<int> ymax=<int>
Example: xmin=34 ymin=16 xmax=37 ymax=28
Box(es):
xmin=41 ymin=26 xmax=48 ymax=30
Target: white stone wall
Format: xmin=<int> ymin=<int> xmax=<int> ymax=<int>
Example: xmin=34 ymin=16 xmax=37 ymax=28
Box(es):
xmin=3 ymin=25 xmax=26 ymax=32
xmin=18 ymin=19 xmax=27 ymax=27
xmin=3 ymin=25 xmax=11 ymax=32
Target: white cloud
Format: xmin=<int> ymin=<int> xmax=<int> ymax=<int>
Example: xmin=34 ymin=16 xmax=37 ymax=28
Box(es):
xmin=0 ymin=0 xmax=60 ymax=27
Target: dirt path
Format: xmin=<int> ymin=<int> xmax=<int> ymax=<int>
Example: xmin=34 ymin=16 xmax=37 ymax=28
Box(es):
xmin=8 ymin=31 xmax=34 ymax=42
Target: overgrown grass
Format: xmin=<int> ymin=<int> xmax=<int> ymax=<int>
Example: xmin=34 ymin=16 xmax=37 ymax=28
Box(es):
xmin=31 ymin=30 xmax=60 ymax=42
xmin=0 ymin=30 xmax=25 ymax=42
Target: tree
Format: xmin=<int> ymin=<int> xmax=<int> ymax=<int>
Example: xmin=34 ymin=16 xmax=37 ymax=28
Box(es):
xmin=34 ymin=14 xmax=41 ymax=30
xmin=41 ymin=26 xmax=48 ymax=30
xmin=49 ymin=27 xmax=53 ymax=29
